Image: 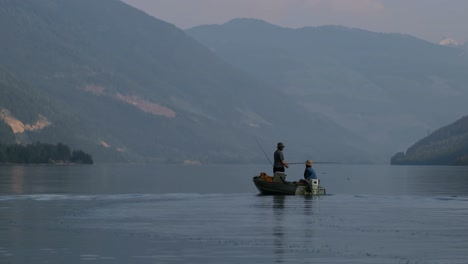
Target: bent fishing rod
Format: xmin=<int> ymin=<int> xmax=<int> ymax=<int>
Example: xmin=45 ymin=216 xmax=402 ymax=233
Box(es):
xmin=255 ymin=139 xmax=273 ymax=166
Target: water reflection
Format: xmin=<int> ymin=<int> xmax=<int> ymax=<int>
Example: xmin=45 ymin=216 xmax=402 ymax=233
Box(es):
xmin=272 ymin=195 xmax=285 ymax=263
xmin=303 ymin=196 xmax=314 ymax=240
xmin=271 ymin=195 xmax=318 ymax=263
xmin=3 ymin=164 xmax=468 ymax=196
xmin=11 ymin=166 xmax=25 ymax=194
xmin=408 ymin=166 xmax=468 ymax=196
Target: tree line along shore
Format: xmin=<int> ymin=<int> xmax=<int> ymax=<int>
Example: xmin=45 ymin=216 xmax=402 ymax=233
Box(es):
xmin=0 ymin=142 xmax=93 ymax=164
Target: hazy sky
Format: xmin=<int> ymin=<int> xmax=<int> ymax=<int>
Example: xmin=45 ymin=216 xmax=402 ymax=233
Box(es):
xmin=122 ymin=0 xmax=468 ymax=43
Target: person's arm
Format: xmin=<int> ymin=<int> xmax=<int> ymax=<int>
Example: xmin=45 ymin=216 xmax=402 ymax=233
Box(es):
xmin=279 ymin=151 xmax=288 ymax=168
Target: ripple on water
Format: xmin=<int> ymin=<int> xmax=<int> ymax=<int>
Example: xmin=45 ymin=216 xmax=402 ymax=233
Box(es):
xmin=0 ymin=193 xmax=227 ymax=202
xmin=1 ymin=193 xmax=468 ymax=263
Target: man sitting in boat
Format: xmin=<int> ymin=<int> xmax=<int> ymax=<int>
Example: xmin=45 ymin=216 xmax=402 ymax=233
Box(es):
xmin=304 ymin=160 xmax=317 ymax=180
xmin=295 ymin=160 xmax=317 ymax=185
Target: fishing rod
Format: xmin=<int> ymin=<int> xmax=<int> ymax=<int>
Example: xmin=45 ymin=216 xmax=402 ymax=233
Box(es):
xmin=288 ymin=161 xmax=339 ymax=165
xmin=255 ymin=139 xmax=273 ymax=166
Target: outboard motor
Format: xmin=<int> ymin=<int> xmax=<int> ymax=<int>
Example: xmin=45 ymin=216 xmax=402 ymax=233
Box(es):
xmin=309 ymin=179 xmax=320 ymax=195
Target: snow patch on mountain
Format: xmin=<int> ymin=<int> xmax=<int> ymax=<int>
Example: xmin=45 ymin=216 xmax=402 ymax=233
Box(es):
xmin=439 ymin=37 xmax=464 ymax=47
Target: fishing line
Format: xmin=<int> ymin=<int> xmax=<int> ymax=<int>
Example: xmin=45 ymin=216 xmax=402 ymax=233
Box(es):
xmin=255 ymin=139 xmax=273 ymax=166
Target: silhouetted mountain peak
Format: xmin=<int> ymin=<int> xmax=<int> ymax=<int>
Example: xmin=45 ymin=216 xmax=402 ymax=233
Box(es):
xmin=224 ymin=18 xmax=277 ymax=27
xmin=207 ymin=18 xmax=289 ymax=34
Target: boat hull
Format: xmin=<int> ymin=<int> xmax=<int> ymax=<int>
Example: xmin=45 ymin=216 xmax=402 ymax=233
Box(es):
xmin=253 ymin=177 xmax=298 ymax=195
xmin=252 ymin=176 xmax=326 ymax=195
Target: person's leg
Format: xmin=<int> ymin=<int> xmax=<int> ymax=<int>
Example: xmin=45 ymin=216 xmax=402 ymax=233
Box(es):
xmin=273 ymin=167 xmax=285 ymax=174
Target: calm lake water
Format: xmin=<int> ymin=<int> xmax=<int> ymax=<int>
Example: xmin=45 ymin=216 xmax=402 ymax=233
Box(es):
xmin=1 ymin=164 xmax=468 ymax=263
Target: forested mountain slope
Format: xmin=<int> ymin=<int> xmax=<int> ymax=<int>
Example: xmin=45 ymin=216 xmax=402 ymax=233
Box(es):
xmin=391 ymin=116 xmax=468 ymax=165
xmin=0 ymin=66 xmax=121 ymax=160
xmin=0 ymin=1 xmax=370 ymax=163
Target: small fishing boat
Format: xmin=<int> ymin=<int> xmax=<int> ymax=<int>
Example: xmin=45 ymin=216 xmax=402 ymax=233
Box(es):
xmin=252 ymin=172 xmax=326 ymax=195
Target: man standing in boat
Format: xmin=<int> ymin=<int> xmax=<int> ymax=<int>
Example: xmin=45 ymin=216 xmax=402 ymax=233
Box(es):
xmin=273 ymin=142 xmax=289 ymax=174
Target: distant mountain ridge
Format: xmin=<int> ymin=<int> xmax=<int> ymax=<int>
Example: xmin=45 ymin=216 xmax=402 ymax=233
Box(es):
xmin=391 ymin=116 xmax=468 ymax=165
xmin=187 ymin=19 xmax=468 ymax=161
xmin=0 ymin=1 xmax=371 ymax=163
